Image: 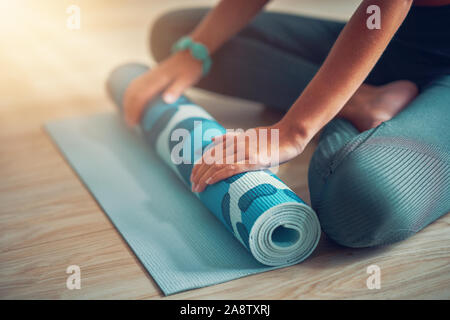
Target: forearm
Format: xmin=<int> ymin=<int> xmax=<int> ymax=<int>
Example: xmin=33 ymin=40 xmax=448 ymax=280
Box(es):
xmin=190 ymin=0 xmax=270 ymax=54
xmin=284 ymin=0 xmax=413 ymax=145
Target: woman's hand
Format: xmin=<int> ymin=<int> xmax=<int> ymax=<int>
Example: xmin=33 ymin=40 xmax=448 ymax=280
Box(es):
xmin=190 ymin=120 xmax=308 ymax=192
xmin=123 ymin=50 xmax=203 ymax=126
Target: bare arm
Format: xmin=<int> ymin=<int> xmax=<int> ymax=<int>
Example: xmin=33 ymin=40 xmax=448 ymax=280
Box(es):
xmin=191 ymin=0 xmax=415 ymax=192
xmin=285 ymin=0 xmax=414 ymax=147
xmin=124 ymin=0 xmax=270 ymax=125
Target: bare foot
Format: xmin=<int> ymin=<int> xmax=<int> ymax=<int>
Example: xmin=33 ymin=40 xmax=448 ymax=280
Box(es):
xmin=340 ymin=81 xmax=419 ymax=132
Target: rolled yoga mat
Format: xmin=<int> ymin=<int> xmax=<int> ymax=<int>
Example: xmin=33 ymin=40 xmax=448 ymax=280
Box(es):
xmin=107 ymin=63 xmax=321 ymax=267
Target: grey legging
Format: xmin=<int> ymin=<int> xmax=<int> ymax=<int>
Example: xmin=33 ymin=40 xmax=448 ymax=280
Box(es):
xmin=148 ymin=7 xmax=450 ymax=247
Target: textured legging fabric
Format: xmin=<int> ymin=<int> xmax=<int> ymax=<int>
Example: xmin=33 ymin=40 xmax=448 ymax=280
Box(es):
xmin=149 ymin=8 xmax=450 ymax=247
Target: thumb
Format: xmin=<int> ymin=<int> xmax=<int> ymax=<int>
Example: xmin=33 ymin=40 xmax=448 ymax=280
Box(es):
xmin=162 ymin=77 xmax=191 ymax=104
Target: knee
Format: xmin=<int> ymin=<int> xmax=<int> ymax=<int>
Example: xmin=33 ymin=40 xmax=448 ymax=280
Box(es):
xmin=150 ymin=9 xmax=207 ymax=63
xmin=309 ymin=138 xmax=449 ymax=248
xmin=315 ymin=151 xmax=412 ymax=247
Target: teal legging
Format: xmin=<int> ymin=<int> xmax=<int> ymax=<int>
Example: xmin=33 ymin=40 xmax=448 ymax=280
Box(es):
xmin=149 ymin=7 xmax=450 ymax=247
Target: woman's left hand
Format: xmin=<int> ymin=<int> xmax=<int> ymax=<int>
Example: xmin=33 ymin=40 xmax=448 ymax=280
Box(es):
xmin=190 ymin=120 xmax=307 ymax=192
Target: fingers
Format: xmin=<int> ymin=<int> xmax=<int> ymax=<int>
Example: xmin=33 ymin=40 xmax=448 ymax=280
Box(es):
xmin=191 ymin=143 xmax=258 ymax=193
xmin=191 ymin=159 xmax=214 ymax=191
xmin=191 ymin=132 xmax=232 ymax=176
xmin=192 ymin=164 xmax=222 ymax=193
xmin=123 ymin=72 xmax=170 ymax=125
xmin=192 ymin=161 xmax=257 ymax=193
xmin=162 ymin=76 xmax=193 ymax=104
xmin=207 ymin=162 xmax=255 ymax=186
xmin=191 ymin=131 xmax=252 ymax=192
xmin=122 ymin=51 xmax=205 ymax=126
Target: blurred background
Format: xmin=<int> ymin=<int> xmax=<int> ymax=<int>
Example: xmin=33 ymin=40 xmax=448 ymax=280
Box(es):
xmin=0 ymin=0 xmax=358 ymax=136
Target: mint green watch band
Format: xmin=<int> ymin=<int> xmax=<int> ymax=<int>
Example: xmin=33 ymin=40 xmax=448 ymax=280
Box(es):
xmin=171 ymin=36 xmax=212 ymax=76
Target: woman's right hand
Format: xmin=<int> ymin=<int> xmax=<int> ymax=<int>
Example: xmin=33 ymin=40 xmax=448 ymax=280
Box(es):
xmin=123 ymin=50 xmax=203 ymax=126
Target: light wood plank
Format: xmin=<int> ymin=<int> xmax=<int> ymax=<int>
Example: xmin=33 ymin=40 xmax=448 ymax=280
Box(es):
xmin=0 ymin=229 xmax=161 ymax=299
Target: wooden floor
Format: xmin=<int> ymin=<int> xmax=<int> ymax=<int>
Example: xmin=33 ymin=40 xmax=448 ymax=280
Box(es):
xmin=1 ymin=0 xmax=449 ymax=299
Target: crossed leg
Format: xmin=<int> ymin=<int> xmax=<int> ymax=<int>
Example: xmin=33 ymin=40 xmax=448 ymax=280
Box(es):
xmin=149 ymin=8 xmax=449 ymax=247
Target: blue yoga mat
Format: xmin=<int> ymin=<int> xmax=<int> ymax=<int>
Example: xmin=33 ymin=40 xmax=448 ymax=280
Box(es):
xmin=44 ymin=63 xmax=321 ymax=295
